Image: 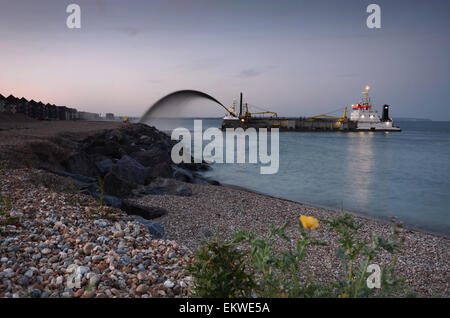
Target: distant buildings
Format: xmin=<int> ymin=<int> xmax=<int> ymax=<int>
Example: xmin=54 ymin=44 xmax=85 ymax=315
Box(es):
xmin=78 ymin=111 xmax=101 ymax=120
xmin=0 ymin=93 xmax=100 ymax=121
xmin=105 ymin=113 xmax=115 ymax=121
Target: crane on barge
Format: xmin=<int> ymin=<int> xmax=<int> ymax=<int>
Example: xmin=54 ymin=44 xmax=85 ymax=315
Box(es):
xmin=308 ymin=107 xmax=348 ymax=122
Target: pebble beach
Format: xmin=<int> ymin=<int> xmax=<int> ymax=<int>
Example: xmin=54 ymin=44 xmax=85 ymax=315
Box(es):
xmin=0 ymin=167 xmax=193 ymax=298
xmin=136 ymin=183 xmax=450 ymax=297
xmin=0 ymin=120 xmax=448 ymax=298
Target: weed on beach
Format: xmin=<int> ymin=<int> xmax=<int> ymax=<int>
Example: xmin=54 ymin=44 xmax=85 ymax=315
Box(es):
xmin=188 ymin=213 xmax=408 ymax=298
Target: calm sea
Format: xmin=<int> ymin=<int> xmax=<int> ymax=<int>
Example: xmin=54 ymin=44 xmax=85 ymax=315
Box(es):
xmin=148 ymin=118 xmax=450 ymax=236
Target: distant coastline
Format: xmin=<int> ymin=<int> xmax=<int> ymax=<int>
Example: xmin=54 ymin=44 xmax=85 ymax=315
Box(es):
xmin=396 ymin=117 xmax=433 ymax=122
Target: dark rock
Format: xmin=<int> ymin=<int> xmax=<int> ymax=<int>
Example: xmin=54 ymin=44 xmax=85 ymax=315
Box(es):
xmin=88 ymin=140 xmax=122 ymax=159
xmin=206 ymin=179 xmax=221 ymax=186
xmin=179 ymin=162 xmax=210 ymax=171
xmin=17 ymin=276 xmax=29 ymax=286
xmin=111 ymin=155 xmax=148 ymax=185
xmin=102 ymin=194 xmax=122 ymax=208
xmin=63 ymin=153 xmax=98 ymax=177
xmin=146 ymin=162 xmax=173 ymax=180
xmin=95 ymin=158 xmax=115 ymax=176
xmin=173 ymin=167 xmax=194 ymax=183
xmin=89 ymin=186 xmax=122 ymax=208
xmin=121 ymin=200 xmax=168 ymax=220
xmin=142 ymin=178 xmax=192 ymax=196
xmin=47 ymin=169 xmax=97 ymax=184
xmin=147 ymin=222 xmax=165 ymax=239
xmin=103 ymin=171 xmax=136 ymax=198
xmin=130 ymin=147 xmax=171 ymax=168
xmin=133 ymin=215 xmax=166 ymax=239
xmin=30 ymin=289 xmax=42 ymax=298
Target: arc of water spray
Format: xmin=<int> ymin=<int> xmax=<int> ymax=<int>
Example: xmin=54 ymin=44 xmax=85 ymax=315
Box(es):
xmin=139 ymin=90 xmax=236 ymax=124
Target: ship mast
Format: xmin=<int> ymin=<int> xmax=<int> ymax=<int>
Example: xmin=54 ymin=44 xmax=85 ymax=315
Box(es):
xmin=364 ymin=85 xmax=370 ymax=106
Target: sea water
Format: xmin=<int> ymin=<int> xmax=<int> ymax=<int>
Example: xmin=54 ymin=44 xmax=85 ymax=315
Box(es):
xmin=150 ymin=118 xmax=450 ymax=236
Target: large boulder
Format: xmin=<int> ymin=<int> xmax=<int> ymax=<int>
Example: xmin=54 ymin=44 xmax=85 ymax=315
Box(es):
xmin=130 ymin=147 xmax=171 ymax=168
xmin=88 ymin=140 xmax=123 ymax=159
xmin=95 ymin=158 xmax=115 ymax=176
xmin=103 ymin=171 xmax=136 ymax=198
xmin=63 ymin=153 xmax=98 ymax=177
xmin=110 ymin=155 xmax=148 ymax=185
xmin=121 ymin=200 xmax=168 ymax=219
xmin=146 ymin=162 xmax=173 ymax=181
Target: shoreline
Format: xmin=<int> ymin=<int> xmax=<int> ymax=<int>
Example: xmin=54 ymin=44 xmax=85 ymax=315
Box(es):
xmin=220 ymin=182 xmax=450 ymax=239
xmin=135 ymin=181 xmax=449 ymax=297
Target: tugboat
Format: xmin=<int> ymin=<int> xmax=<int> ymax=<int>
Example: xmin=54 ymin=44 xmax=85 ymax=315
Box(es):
xmin=350 ymin=86 xmax=401 ymax=131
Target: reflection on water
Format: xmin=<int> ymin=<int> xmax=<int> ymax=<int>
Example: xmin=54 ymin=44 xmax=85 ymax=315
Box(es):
xmin=346 ymin=132 xmax=375 ymax=208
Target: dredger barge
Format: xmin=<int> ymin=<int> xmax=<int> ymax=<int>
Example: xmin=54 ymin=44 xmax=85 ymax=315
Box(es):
xmin=221 ymin=86 xmax=401 ymax=132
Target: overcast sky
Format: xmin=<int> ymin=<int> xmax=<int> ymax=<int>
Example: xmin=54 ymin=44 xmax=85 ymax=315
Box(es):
xmin=1 ymin=0 xmax=449 ymax=120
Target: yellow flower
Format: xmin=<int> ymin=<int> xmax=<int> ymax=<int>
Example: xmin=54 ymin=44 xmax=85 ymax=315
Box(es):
xmin=299 ymin=215 xmax=319 ymax=229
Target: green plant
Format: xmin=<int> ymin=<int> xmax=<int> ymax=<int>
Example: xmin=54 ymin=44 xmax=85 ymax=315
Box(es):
xmin=233 ymin=222 xmax=325 ymax=297
xmin=0 ymin=161 xmax=8 ymax=170
xmin=96 ymin=177 xmax=105 ymax=207
xmin=0 ymin=216 xmax=20 ymax=227
xmin=0 ymin=194 xmax=12 ymax=216
xmin=187 ymin=235 xmax=255 ymax=298
xmin=323 ymin=214 xmax=404 ymax=297
xmin=188 ymin=214 xmax=405 ymax=298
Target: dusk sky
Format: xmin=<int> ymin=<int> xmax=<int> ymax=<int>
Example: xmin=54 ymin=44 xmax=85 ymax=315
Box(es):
xmin=1 ymin=0 xmax=449 ymax=120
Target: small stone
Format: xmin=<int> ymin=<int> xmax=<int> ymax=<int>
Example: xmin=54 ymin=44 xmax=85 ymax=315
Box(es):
xmin=82 ymin=290 xmax=95 ymax=298
xmin=136 ymin=284 xmax=148 ymax=294
xmin=92 ymin=255 xmax=103 ymax=264
xmin=83 ymin=243 xmax=95 ymax=255
xmin=55 ymin=276 xmax=63 ymax=286
xmin=61 ymin=291 xmax=72 ymax=298
xmin=24 ymin=270 xmax=34 ymax=278
xmin=78 ymin=266 xmax=90 ymax=275
xmin=89 ymin=274 xmax=100 ymax=288
xmin=30 ymin=289 xmax=41 ymax=298
xmin=17 ymin=276 xmax=30 ymax=286
xmin=41 ymin=248 xmax=51 ymax=255
xmin=137 ymin=272 xmax=147 ymax=281
xmin=163 ymin=280 xmax=174 ymax=289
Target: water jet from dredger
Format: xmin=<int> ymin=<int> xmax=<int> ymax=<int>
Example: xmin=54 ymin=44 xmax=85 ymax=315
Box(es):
xmin=139 ymin=90 xmax=235 ymax=127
